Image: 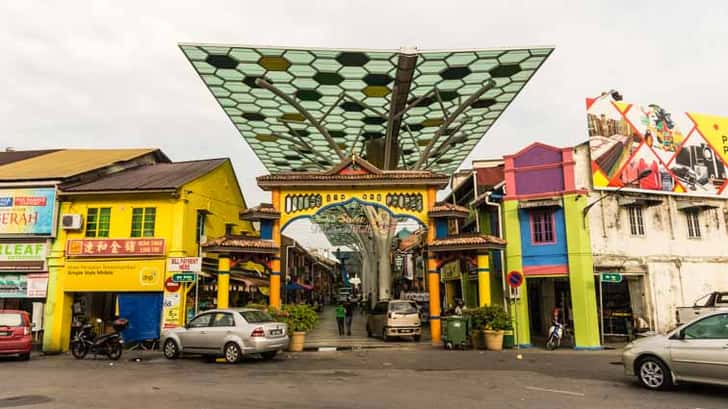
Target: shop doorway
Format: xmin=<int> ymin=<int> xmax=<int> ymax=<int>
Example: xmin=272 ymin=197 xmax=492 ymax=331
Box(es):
xmin=69 ymin=292 xmax=163 ymax=347
xmin=594 ymin=274 xmax=648 ymax=340
xmin=527 ymin=277 xmax=573 ymax=342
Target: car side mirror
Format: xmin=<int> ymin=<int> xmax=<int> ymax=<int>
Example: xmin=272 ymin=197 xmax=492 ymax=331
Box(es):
xmin=671 ymin=329 xmax=685 ymax=340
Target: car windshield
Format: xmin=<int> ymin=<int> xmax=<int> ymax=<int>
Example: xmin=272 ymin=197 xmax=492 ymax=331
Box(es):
xmin=240 ymin=310 xmax=274 ymax=323
xmin=390 ymin=302 xmax=417 ymax=314
xmin=0 ymin=313 xmax=22 ymax=327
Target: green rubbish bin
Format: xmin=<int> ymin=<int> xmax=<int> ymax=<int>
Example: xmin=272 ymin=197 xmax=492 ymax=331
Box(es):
xmin=442 ymin=316 xmax=469 ymax=350
xmin=503 ymin=329 xmax=514 ymax=349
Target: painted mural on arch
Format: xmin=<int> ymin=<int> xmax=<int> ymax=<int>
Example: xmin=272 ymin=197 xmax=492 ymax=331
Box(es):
xmin=586 ymin=95 xmax=728 ymax=197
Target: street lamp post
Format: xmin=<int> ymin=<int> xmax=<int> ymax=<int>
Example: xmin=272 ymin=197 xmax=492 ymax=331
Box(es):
xmin=582 ymin=168 xmax=653 ymax=224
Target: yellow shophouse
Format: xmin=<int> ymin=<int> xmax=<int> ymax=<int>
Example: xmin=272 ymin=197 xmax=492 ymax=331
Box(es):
xmin=43 ymin=158 xmax=252 ymax=353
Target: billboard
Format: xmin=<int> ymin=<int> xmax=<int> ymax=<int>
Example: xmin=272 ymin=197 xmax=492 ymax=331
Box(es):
xmin=587 ymin=96 xmax=728 ymax=197
xmin=0 ymin=188 xmax=57 ymax=235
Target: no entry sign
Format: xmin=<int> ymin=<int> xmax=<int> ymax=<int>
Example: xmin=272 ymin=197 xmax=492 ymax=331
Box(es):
xmin=165 ymin=277 xmax=181 ymax=292
xmin=507 ymin=271 xmax=524 ymax=289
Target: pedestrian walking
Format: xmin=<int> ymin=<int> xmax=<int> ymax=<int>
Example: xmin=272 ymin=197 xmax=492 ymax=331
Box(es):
xmin=335 ymin=302 xmax=346 ymax=336
xmin=344 ymin=301 xmax=354 ymax=336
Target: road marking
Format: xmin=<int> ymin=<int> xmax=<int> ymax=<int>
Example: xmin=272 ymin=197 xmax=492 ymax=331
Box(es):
xmin=525 ymin=386 xmax=585 ymax=397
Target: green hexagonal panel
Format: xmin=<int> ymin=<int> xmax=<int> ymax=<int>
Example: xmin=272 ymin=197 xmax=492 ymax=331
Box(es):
xmin=181 ymin=44 xmax=552 ymax=173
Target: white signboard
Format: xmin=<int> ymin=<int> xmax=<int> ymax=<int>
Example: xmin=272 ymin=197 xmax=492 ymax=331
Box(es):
xmin=167 ymin=257 xmax=202 ymax=272
xmin=26 ymin=273 xmax=49 ymax=298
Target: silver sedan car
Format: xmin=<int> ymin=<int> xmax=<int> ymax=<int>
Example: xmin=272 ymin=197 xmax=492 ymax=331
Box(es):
xmin=623 ymin=311 xmax=728 ymax=390
xmin=161 ymin=308 xmax=288 ymax=363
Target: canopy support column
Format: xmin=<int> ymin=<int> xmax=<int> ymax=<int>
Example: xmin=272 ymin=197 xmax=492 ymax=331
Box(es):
xmin=269 ymin=189 xmax=282 ymax=308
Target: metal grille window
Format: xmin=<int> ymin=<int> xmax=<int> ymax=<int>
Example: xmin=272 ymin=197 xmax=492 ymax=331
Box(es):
xmin=628 ymin=206 xmax=644 ymax=236
xmin=131 ymin=208 xmax=156 ymax=237
xmin=531 ymin=210 xmax=555 ymax=243
xmin=85 ymin=208 xmax=111 ymax=237
xmin=686 ymin=210 xmax=701 ymax=238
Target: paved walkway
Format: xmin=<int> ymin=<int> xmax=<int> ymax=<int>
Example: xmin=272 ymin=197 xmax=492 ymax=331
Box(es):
xmin=304 ymin=306 xmax=426 ymax=349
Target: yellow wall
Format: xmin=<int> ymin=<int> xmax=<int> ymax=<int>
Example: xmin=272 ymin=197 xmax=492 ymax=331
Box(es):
xmin=43 ymin=160 xmax=253 ymax=353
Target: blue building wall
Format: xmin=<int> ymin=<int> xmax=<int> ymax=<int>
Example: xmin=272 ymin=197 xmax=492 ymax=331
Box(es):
xmin=519 ymin=207 xmax=568 ymax=267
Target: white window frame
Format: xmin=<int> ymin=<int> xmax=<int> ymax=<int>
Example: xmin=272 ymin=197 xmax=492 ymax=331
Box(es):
xmin=686 ymin=209 xmax=701 ymax=238
xmin=627 ymin=206 xmax=644 ymax=236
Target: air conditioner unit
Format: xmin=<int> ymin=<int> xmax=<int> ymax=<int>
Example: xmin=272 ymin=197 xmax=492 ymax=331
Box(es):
xmin=61 ymin=214 xmax=83 ymax=230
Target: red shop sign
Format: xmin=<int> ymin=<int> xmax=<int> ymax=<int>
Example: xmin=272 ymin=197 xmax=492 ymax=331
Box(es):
xmin=66 ymin=238 xmax=166 ymax=257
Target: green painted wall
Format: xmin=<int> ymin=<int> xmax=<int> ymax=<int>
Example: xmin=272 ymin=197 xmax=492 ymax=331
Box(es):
xmin=562 ymin=194 xmax=601 ymax=348
xmin=502 ymin=199 xmax=531 ymax=346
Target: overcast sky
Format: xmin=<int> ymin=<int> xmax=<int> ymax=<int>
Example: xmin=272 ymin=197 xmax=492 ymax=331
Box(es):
xmin=2 ymin=1 xmax=727 ymax=248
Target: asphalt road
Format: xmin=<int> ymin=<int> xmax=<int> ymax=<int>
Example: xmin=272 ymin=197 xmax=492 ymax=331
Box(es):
xmin=0 ymin=348 xmax=726 ymax=409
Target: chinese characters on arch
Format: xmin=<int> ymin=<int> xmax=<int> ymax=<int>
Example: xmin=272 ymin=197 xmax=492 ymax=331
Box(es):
xmin=587 ymin=96 xmax=728 ymax=197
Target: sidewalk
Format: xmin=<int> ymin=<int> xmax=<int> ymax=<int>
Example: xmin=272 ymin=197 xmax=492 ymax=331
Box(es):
xmin=304 ymin=306 xmax=425 ymax=350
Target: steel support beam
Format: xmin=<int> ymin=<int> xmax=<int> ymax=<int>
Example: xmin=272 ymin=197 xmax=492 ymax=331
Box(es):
xmin=383 ymin=51 xmax=418 ymax=170
xmin=256 ymin=78 xmax=346 ymax=160
xmin=414 ymin=80 xmax=495 ymax=169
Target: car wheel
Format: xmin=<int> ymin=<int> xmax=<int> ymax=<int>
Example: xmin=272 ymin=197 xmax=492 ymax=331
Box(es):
xmin=261 ymin=351 xmax=277 ymax=361
xmin=413 ymin=334 xmax=421 ymax=342
xmin=163 ymin=339 xmax=179 ymax=359
xmin=637 ymin=357 xmax=673 ymax=390
xmin=19 ymin=353 xmax=30 ymax=361
xmin=382 ymin=328 xmax=389 ymax=342
xmin=224 ymin=342 xmax=242 ymax=364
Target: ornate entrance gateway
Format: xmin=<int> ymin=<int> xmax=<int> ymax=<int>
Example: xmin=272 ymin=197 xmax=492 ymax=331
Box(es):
xmin=181 ymin=44 xmax=553 ymax=342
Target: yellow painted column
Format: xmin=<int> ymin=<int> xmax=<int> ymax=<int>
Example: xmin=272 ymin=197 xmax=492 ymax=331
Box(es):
xmin=477 ymin=253 xmax=491 ymax=306
xmin=269 ymin=189 xmax=282 ymax=308
xmin=425 ymin=187 xmax=441 ymax=344
xmin=217 ymin=257 xmax=230 ymax=309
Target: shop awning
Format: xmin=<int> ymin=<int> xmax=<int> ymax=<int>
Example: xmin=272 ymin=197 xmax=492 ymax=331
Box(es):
xmin=286 ymin=282 xmax=304 ymax=291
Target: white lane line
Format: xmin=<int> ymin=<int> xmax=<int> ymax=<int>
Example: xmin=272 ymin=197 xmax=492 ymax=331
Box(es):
xmin=525 ymin=386 xmax=585 ymax=397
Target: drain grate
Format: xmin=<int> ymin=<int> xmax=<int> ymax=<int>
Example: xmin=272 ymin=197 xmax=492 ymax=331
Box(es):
xmin=0 ymin=395 xmax=53 ymax=408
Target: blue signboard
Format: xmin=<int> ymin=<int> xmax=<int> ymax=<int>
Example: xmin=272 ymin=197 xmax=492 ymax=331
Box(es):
xmin=0 ymin=188 xmax=56 ymax=236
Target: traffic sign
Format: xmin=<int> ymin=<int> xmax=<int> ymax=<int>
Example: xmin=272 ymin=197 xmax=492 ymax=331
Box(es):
xmin=600 ymin=272 xmax=623 ymax=283
xmin=507 ymin=270 xmax=524 ymax=288
xmin=172 ymin=272 xmax=197 ymax=283
xmin=164 ymin=277 xmax=181 ymax=292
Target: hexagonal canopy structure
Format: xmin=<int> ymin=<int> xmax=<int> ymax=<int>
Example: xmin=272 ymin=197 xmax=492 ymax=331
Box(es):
xmin=180 ymin=44 xmax=553 ymax=174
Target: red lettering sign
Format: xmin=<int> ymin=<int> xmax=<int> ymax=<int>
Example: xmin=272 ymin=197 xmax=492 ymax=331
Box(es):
xmin=14 ymin=196 xmax=47 ymax=206
xmin=66 ymin=238 xmax=166 ymax=257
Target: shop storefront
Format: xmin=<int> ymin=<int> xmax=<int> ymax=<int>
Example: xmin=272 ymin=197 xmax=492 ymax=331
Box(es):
xmin=594 ymin=272 xmax=648 ymax=340
xmin=0 ymin=187 xmax=57 ymax=341
xmin=45 ymin=238 xmax=166 ymax=351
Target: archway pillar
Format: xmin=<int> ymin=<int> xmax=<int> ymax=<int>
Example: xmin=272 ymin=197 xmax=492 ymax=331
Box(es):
xmin=270 ymin=189 xmax=282 ymax=309
xmin=425 ymin=187 xmax=441 ymax=344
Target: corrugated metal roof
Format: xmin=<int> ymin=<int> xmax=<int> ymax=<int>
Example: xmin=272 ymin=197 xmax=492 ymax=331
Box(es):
xmin=0 ymin=149 xmax=159 ymax=180
xmin=62 ymin=158 xmax=228 ymax=192
xmin=0 ymin=150 xmax=60 ymax=166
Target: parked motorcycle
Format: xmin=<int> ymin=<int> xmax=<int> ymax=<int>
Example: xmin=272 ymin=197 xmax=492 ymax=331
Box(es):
xmin=71 ymin=318 xmax=128 ymax=360
xmin=545 ymin=320 xmax=565 ymax=350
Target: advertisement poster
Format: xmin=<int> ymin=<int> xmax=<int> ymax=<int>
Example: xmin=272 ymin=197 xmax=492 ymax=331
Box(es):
xmin=64 ymin=260 xmax=164 ymax=292
xmin=163 ymin=291 xmax=182 ymax=329
xmin=0 ymin=188 xmax=57 ymax=235
xmin=0 ymin=273 xmax=48 ymax=298
xmin=587 ymin=96 xmax=728 ymax=197
xmin=0 ymin=274 xmax=27 ymax=298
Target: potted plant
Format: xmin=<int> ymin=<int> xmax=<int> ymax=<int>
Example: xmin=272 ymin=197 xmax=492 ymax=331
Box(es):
xmin=482 ymin=305 xmax=508 ymax=351
xmin=278 ymin=304 xmax=319 ymax=352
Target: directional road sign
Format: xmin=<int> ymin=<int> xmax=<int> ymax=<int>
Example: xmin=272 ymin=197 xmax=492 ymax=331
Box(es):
xmin=172 ymin=272 xmax=197 ymax=283
xmin=600 ymin=272 xmax=623 ymax=283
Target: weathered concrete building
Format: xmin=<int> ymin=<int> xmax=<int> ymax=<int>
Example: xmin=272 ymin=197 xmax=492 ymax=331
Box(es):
xmin=575 ymin=143 xmax=728 ymax=334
